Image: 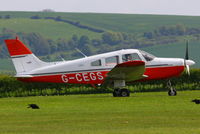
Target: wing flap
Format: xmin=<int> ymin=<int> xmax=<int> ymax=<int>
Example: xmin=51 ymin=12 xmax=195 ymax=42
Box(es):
xmin=106 ymin=60 xmax=145 ymax=82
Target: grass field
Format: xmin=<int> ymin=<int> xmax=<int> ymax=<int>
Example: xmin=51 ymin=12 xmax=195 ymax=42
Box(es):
xmin=0 ymin=91 xmax=200 ymax=134
xmin=2 ymin=11 xmax=200 ymax=33
xmin=0 ymin=18 xmax=101 ymax=40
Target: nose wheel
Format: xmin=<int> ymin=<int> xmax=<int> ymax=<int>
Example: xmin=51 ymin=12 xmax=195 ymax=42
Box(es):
xmin=168 ymin=89 xmax=177 ymax=96
xmin=167 ymin=80 xmax=177 ymax=96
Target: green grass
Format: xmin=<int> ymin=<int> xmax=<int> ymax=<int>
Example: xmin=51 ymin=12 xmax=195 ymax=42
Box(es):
xmin=58 ymin=13 xmax=200 ymax=33
xmin=0 ymin=18 xmax=101 ymax=40
xmin=2 ymin=11 xmax=200 ymax=33
xmin=0 ymin=91 xmax=200 ymax=134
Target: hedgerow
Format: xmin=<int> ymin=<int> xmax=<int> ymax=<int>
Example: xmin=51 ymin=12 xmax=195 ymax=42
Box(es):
xmin=0 ymin=69 xmax=199 ymax=97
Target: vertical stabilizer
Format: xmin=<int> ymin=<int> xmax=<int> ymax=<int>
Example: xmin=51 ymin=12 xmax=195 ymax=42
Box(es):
xmin=4 ymin=37 xmax=47 ymax=74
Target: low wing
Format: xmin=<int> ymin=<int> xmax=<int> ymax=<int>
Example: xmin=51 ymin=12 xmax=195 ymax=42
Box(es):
xmin=15 ymin=75 xmax=33 ymax=78
xmin=103 ymin=60 xmax=146 ymax=85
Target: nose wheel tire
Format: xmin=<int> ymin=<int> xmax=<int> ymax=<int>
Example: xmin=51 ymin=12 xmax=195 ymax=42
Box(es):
xmin=167 ymin=80 xmax=177 ymax=96
xmin=168 ymin=89 xmax=177 ymax=96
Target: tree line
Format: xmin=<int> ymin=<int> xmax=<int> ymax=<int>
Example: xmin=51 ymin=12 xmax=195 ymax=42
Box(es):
xmin=0 ymin=15 xmax=11 ymax=19
xmin=0 ymin=28 xmax=139 ymax=59
xmin=144 ymin=24 xmax=200 ymax=39
xmin=1 ymin=23 xmax=200 ymax=60
xmin=0 ymin=69 xmax=199 ymax=98
xmin=31 ymin=15 xmax=104 ymax=33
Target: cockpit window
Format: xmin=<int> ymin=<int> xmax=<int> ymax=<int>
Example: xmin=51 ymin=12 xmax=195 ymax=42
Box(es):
xmin=91 ymin=59 xmax=101 ymax=66
xmin=139 ymin=50 xmax=155 ymax=61
xmin=105 ymin=56 xmax=119 ymax=66
xmin=122 ymin=53 xmax=141 ymax=62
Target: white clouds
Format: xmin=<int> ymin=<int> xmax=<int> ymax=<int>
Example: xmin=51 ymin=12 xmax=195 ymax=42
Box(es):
xmin=0 ymin=0 xmax=200 ymax=16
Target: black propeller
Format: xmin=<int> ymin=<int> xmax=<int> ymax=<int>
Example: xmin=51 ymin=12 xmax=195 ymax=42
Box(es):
xmin=184 ymin=40 xmax=195 ymax=75
xmin=185 ymin=40 xmax=189 ymax=60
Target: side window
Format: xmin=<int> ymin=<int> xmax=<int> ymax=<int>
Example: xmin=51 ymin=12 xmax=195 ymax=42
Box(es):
xmin=122 ymin=53 xmax=141 ymax=62
xmin=105 ymin=56 xmax=119 ymax=66
xmin=91 ymin=59 xmax=101 ymax=66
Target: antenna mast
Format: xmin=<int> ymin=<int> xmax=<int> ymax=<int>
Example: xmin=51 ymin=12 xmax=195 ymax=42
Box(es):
xmin=75 ymin=48 xmax=87 ymax=57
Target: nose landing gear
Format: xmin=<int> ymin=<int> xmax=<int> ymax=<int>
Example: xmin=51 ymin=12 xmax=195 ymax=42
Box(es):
xmin=167 ymin=80 xmax=177 ymax=96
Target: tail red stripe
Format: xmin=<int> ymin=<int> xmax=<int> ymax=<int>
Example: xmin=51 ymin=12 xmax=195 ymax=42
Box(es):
xmin=4 ymin=39 xmax=32 ymax=56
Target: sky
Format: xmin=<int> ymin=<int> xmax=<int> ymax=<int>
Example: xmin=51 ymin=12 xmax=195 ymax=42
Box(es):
xmin=0 ymin=0 xmax=200 ymax=16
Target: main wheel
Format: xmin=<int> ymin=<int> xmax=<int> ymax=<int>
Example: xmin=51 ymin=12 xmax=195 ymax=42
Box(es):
xmin=168 ymin=89 xmax=177 ymax=96
xmin=113 ymin=91 xmax=117 ymax=97
xmin=113 ymin=88 xmax=120 ymax=97
xmin=120 ymin=89 xmax=130 ymax=97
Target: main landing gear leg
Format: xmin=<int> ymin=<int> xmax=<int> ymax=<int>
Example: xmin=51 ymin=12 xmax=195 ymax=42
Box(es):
xmin=113 ymin=80 xmax=130 ymax=97
xmin=167 ymin=80 xmax=177 ymax=96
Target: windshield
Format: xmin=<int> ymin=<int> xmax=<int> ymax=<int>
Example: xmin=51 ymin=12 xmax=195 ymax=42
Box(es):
xmin=139 ymin=50 xmax=156 ymax=61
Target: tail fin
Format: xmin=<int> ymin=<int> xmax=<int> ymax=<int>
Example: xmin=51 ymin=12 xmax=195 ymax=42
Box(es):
xmin=4 ymin=37 xmax=46 ymax=74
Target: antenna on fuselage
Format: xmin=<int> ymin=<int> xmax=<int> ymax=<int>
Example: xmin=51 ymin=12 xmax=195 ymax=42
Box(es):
xmin=75 ymin=48 xmax=87 ymax=57
xmin=59 ymin=55 xmax=65 ymax=61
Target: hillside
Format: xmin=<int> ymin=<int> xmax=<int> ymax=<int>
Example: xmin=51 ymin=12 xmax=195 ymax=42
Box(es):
xmin=0 ymin=11 xmax=200 ymax=73
xmin=0 ymin=18 xmax=101 ymax=40
xmin=2 ymin=11 xmax=200 ymax=34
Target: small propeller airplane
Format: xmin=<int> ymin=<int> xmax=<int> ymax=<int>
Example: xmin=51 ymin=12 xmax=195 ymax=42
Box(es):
xmin=4 ymin=37 xmax=195 ymax=97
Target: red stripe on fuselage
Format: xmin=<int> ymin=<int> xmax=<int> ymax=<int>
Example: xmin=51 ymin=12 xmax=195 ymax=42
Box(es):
xmin=18 ymin=66 xmax=185 ymax=84
xmin=143 ymin=65 xmax=185 ymax=81
xmin=18 ymin=71 xmax=108 ymax=84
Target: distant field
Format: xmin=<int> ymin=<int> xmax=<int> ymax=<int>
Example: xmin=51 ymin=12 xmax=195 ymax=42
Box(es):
xmin=58 ymin=13 xmax=200 ymax=33
xmin=0 ymin=91 xmax=200 ymax=134
xmin=0 ymin=18 xmax=101 ymax=40
xmin=0 ymin=11 xmax=200 ymax=72
xmin=1 ymin=11 xmax=200 ymax=34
